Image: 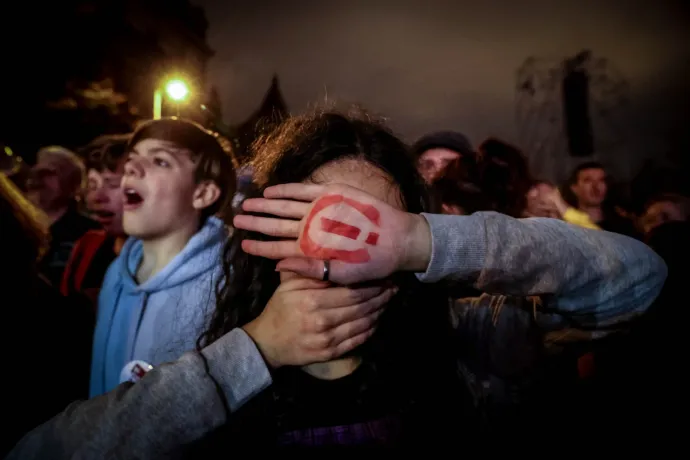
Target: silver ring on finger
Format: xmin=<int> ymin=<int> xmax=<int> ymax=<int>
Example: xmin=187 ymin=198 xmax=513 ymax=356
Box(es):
xmin=322 ymin=259 xmax=330 ymax=282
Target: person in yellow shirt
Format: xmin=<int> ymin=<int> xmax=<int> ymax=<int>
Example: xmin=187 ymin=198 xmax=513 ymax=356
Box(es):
xmin=525 ymin=180 xmax=600 ymax=230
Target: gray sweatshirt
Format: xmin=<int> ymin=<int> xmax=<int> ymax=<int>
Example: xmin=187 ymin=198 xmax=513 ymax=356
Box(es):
xmin=8 ymin=212 xmax=666 ymax=459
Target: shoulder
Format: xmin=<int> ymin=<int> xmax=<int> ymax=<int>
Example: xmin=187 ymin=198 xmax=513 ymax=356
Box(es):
xmin=81 ymin=229 xmax=109 ymax=242
xmin=74 ymin=230 xmax=109 ymax=253
xmin=99 ymin=253 xmax=124 ymax=290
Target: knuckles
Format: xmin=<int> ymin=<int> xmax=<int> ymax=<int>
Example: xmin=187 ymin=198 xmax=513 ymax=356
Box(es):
xmin=311 ymin=315 xmax=331 ymax=333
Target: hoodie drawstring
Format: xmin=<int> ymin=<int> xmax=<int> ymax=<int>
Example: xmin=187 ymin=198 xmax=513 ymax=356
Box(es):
xmin=101 ymin=285 xmax=123 ymax=391
xmin=130 ymin=293 xmax=150 ymax=361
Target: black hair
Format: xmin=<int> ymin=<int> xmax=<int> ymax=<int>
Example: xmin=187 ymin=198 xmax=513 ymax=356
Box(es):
xmin=83 ymin=134 xmax=130 ymax=173
xmin=476 ymin=138 xmax=532 ymax=217
xmin=568 ymin=161 xmax=605 ymax=186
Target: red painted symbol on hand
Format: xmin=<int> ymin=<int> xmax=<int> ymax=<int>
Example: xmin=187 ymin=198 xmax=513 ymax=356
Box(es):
xmin=301 ymin=194 xmax=380 ymax=263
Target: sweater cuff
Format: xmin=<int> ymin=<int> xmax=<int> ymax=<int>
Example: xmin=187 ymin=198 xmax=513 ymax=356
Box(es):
xmin=202 ymin=328 xmax=272 ymax=412
xmin=415 ymin=213 xmax=485 ymax=283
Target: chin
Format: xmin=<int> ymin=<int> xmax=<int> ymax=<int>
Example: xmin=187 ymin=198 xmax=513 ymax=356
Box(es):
xmin=122 ymin=228 xmax=146 ymax=239
xmin=122 ymin=221 xmax=151 ymax=240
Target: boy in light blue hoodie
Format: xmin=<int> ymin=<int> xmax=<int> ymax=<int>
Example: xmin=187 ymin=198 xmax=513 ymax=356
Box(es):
xmin=90 ymin=118 xmax=236 ymax=396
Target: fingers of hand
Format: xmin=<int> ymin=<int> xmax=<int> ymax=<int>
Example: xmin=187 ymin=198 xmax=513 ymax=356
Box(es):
xmin=233 ymin=215 xmax=300 ymax=238
xmin=276 ymin=258 xmax=365 ymax=285
xmin=332 ymin=329 xmax=376 ymax=359
xmin=301 ymin=286 xmax=395 ymax=356
xmin=264 ymin=183 xmax=325 ymax=201
xmin=276 ymin=258 xmax=322 ymax=279
xmin=241 ymin=198 xmax=309 ymax=219
xmin=310 ymin=284 xmax=391 ymax=310
xmin=309 ymin=314 xmax=381 ymax=361
xmin=322 ymin=286 xmax=395 ymax=325
xmin=279 ymin=276 xmax=330 ymax=292
xmin=241 ymin=240 xmax=303 ymax=259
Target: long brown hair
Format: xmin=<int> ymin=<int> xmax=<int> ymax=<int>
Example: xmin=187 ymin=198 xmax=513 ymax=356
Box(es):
xmin=0 ymin=173 xmax=50 ymax=274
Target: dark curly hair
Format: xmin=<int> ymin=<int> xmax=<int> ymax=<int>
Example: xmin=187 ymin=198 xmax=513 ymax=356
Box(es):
xmin=199 ymin=108 xmax=439 ymax=347
xmin=195 ymin=108 xmax=466 ymax=446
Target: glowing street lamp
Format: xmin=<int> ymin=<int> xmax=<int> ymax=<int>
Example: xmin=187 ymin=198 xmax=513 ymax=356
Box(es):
xmin=165 ymin=80 xmax=189 ymax=101
xmin=153 ymin=78 xmax=190 ymax=119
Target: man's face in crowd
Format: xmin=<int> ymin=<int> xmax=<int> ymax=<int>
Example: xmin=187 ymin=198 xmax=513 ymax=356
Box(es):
xmin=26 ymin=156 xmax=75 ymax=212
xmin=417 ymin=148 xmax=460 ymax=183
xmin=86 ymin=165 xmax=126 ymax=236
xmin=571 ymin=167 xmax=607 ymax=207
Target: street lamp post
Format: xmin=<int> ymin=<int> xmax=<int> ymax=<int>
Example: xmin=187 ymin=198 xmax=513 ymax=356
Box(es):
xmin=153 ymin=89 xmax=163 ymax=119
xmin=153 ymin=78 xmax=190 ymax=119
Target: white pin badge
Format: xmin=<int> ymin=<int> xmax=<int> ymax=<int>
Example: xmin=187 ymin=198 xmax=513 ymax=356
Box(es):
xmin=120 ymin=360 xmax=153 ymax=384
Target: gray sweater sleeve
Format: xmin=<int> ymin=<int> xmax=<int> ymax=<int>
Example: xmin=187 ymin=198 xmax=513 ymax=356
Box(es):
xmin=7 ymin=328 xmax=271 ymax=460
xmin=418 ymin=212 xmax=667 ymax=328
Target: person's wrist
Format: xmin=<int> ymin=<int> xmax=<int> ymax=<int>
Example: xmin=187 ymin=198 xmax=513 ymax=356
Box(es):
xmin=400 ymin=213 xmax=432 ymax=272
xmin=242 ymin=319 xmax=281 ymax=369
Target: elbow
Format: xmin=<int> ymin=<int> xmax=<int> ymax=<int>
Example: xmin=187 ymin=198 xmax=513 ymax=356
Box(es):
xmin=648 ymin=250 xmax=668 ymax=302
xmin=632 ymin=248 xmax=668 ymax=316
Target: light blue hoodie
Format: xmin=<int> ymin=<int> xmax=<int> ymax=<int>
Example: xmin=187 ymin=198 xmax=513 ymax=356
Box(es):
xmin=89 ymin=216 xmax=227 ymax=397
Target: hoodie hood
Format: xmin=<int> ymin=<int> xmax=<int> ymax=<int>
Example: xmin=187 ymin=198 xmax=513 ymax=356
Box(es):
xmin=118 ymin=216 xmax=227 ymax=294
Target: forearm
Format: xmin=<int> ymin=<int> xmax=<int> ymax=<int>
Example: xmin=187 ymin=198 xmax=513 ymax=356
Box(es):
xmin=417 ymin=212 xmax=667 ymax=328
xmin=8 ymin=329 xmax=272 ymax=460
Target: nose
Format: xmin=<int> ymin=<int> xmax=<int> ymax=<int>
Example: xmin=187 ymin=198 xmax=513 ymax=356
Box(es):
xmin=124 ymin=157 xmax=144 ymax=178
xmin=92 ymin=188 xmax=109 ymax=204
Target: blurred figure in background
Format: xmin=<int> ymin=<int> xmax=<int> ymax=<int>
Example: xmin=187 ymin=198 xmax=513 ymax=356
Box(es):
xmin=568 ymin=162 xmax=636 ymax=236
xmin=1 ymin=173 xmax=92 ymax=456
xmin=475 ymin=138 xmax=532 ymax=217
xmin=61 ymin=135 xmax=130 ymax=306
xmin=432 ymin=175 xmax=485 ymax=215
xmin=412 ymin=130 xmax=476 ymax=184
xmin=26 ymin=146 xmax=99 ymax=286
xmin=639 ymin=193 xmax=690 ymax=239
xmin=525 ymin=180 xmax=600 ymax=230
xmin=524 ymin=181 xmax=560 ymax=218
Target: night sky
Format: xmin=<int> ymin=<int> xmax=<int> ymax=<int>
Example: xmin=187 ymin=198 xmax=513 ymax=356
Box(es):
xmin=196 ymin=0 xmax=688 ymax=165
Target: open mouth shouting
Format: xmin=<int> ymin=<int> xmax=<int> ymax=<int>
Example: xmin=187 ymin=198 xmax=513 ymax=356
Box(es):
xmin=123 ymin=186 xmax=145 ymax=211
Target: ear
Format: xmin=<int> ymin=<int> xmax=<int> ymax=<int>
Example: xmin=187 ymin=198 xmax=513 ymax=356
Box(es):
xmin=192 ymin=181 xmax=221 ymax=211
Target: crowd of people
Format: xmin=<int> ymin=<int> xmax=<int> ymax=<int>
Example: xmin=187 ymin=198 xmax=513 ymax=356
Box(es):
xmin=1 ymin=108 xmax=685 ymax=455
